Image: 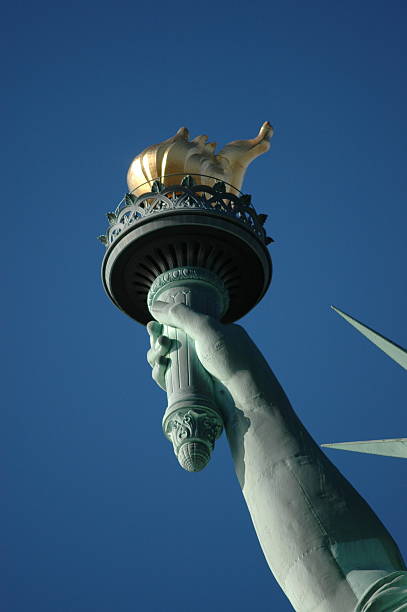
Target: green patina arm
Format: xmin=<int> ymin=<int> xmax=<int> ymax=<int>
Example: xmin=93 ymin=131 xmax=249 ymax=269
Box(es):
xmin=147 ymin=303 xmax=406 ymax=612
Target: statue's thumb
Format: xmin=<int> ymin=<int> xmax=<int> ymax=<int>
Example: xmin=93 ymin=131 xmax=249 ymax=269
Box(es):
xmin=149 ymin=301 xmax=200 ymax=339
xmin=149 ymin=301 xmax=172 ymax=323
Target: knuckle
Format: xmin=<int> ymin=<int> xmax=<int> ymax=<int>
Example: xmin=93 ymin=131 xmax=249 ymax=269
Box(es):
xmin=147 ymin=321 xmax=157 ymax=336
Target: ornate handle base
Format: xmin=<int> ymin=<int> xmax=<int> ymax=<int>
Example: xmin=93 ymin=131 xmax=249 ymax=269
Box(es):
xmin=163 ymin=406 xmax=223 ymax=472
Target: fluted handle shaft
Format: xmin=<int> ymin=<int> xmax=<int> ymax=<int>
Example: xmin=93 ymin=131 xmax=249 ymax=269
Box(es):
xmin=158 ymin=282 xmax=220 ymax=414
xmin=147 ymin=267 xmax=228 ymax=471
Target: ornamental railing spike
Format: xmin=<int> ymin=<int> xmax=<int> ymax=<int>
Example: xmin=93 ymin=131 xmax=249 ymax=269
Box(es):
xmin=181 ymin=175 xmax=195 ymax=188
xmin=107 ymin=212 xmax=117 ymax=226
xmin=125 ymin=193 xmax=135 ymax=206
xmin=239 ymin=194 xmax=252 ymax=206
xmin=151 ymin=180 xmax=164 ymax=193
xmin=213 ymin=181 xmax=226 ymax=193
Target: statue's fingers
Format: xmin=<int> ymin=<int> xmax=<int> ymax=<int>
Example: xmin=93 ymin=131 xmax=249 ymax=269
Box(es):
xmin=150 ymin=301 xmax=217 ymax=340
xmin=147 ymin=320 xmax=163 ymax=349
xmin=152 ymin=355 xmax=168 ymax=390
xmin=156 ymin=335 xmax=171 ymax=355
xmin=147 ymin=335 xmax=171 ymax=367
xmin=147 ymin=346 xmax=155 ymax=367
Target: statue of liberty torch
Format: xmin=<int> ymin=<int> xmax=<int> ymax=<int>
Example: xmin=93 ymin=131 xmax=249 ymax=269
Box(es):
xmin=99 ymin=123 xmax=407 ymax=612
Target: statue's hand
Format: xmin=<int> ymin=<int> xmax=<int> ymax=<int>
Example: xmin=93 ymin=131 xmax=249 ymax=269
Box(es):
xmin=147 ymin=301 xmax=270 ymax=409
xmin=146 ymin=304 xmax=249 ymax=422
xmin=147 ymin=302 xmax=247 ymax=383
xmin=146 ymin=320 xmax=172 ymax=391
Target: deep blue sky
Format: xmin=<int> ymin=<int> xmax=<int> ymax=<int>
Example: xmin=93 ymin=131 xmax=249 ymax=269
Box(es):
xmin=1 ymin=1 xmax=406 ymax=611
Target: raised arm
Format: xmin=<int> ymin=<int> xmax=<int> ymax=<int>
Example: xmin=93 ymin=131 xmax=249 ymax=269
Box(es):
xmin=147 ymin=303 xmax=406 ymax=612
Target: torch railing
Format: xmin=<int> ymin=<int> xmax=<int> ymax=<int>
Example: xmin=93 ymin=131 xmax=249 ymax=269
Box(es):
xmin=98 ymin=175 xmax=272 ymax=248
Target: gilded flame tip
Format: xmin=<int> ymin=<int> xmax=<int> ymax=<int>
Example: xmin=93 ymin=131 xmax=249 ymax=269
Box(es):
xmin=127 ymin=122 xmax=273 ymax=196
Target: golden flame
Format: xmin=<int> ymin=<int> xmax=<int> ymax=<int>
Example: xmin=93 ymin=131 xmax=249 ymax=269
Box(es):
xmin=127 ymin=122 xmax=273 ymax=196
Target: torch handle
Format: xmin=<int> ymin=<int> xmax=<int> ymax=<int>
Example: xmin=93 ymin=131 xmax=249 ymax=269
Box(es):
xmin=158 ymin=282 xmax=220 ymax=415
xmin=147 ymin=267 xmax=228 ymax=471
